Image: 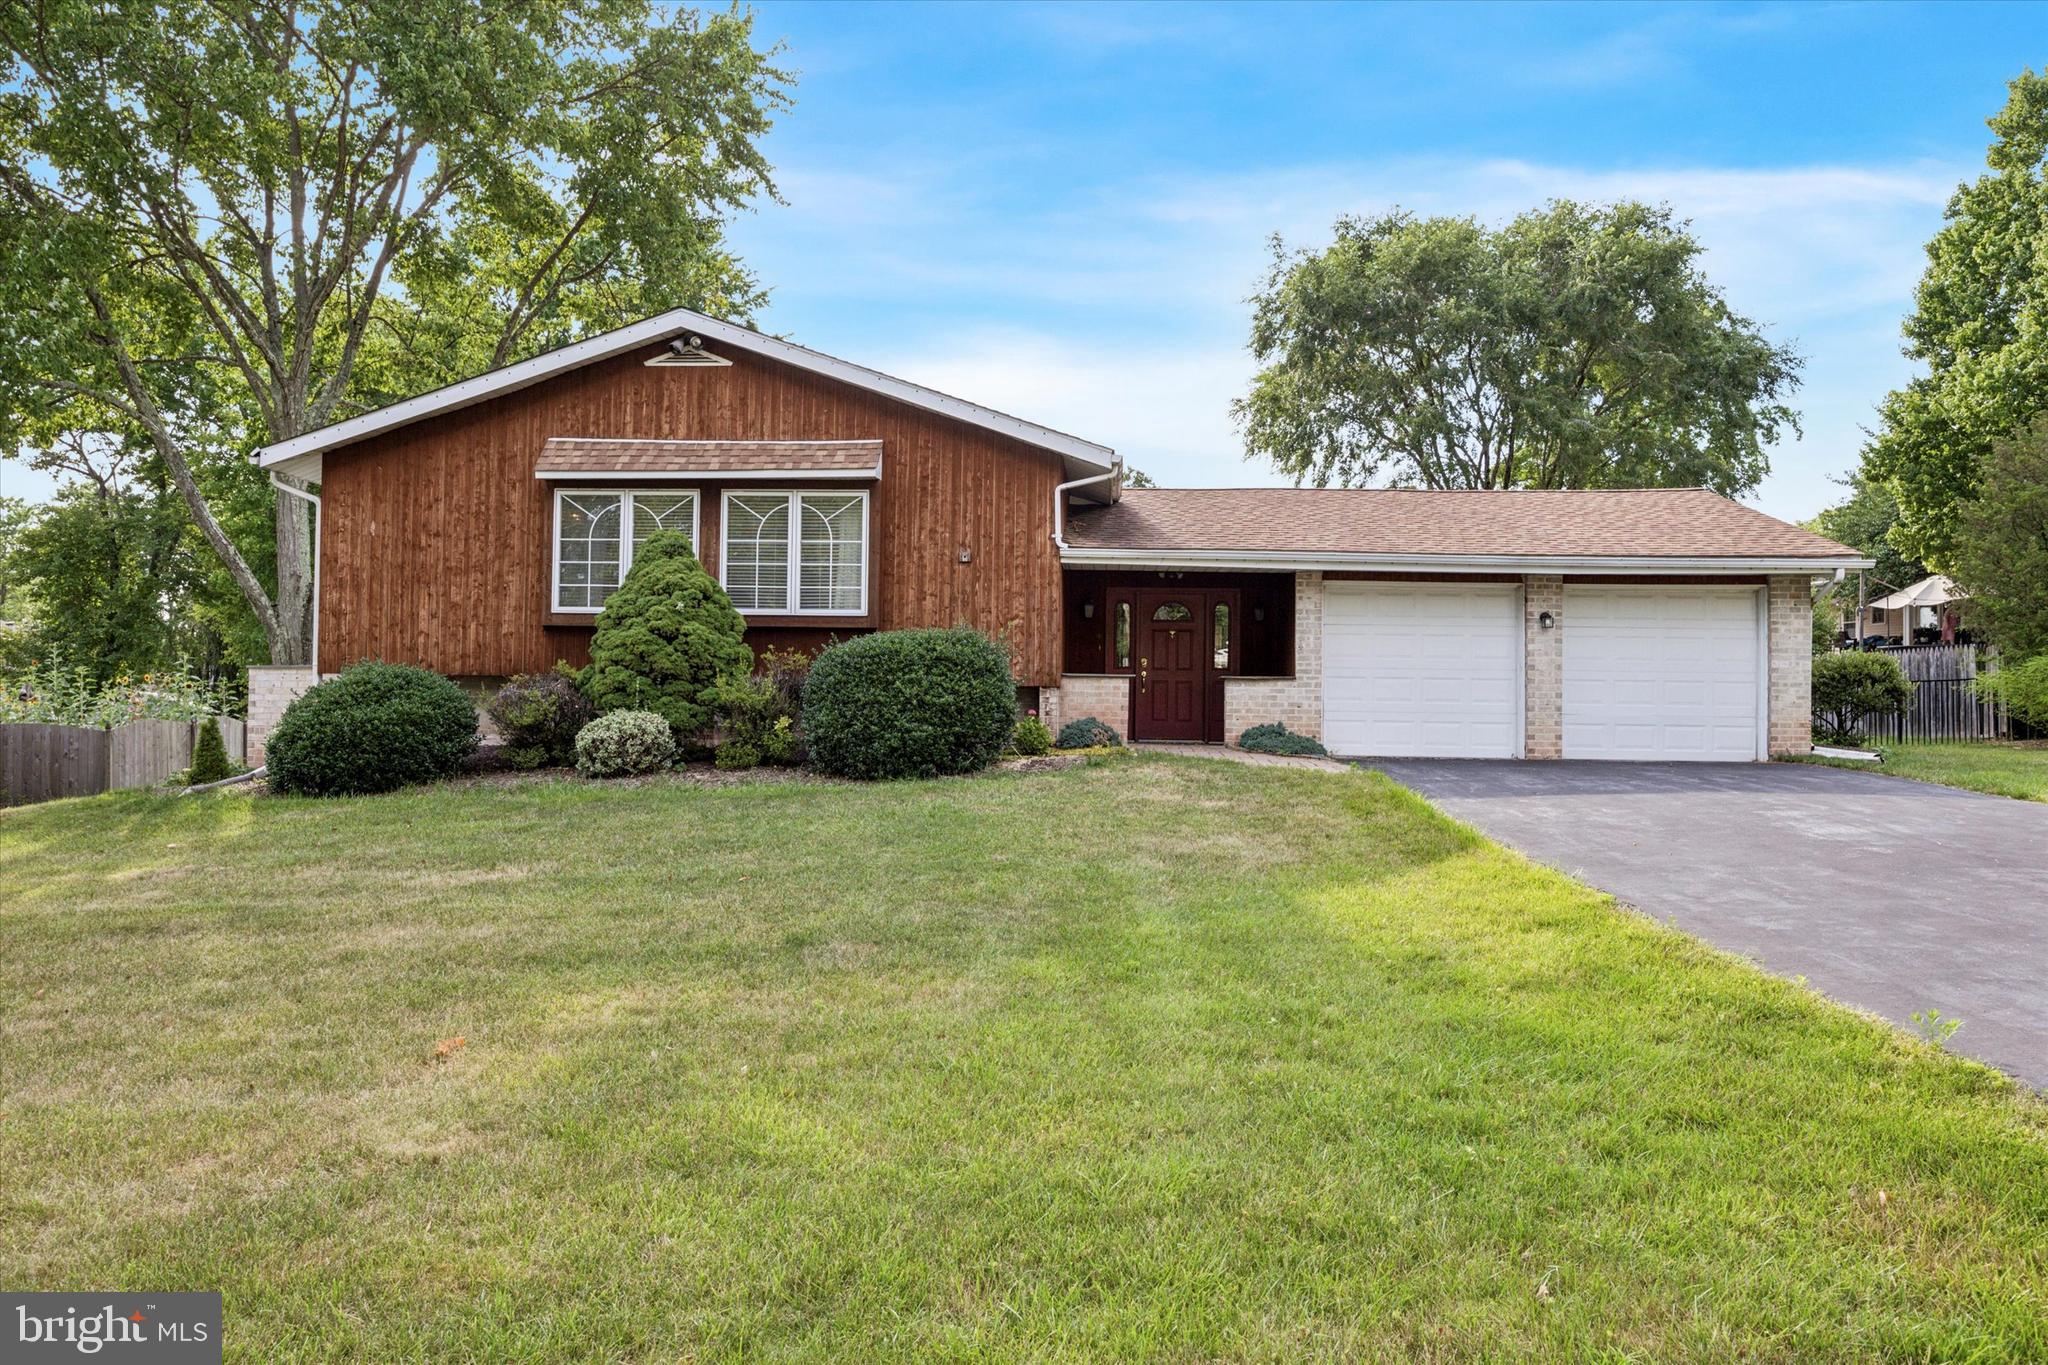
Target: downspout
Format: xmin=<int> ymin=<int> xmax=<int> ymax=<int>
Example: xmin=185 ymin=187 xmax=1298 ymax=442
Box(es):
xmin=1051 ymin=466 xmax=1121 ymax=550
xmin=270 ymin=475 xmax=322 ymax=677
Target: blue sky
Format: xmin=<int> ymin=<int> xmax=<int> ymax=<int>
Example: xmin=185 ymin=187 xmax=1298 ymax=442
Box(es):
xmin=714 ymin=0 xmax=2048 ymax=522
xmin=7 ymin=1 xmax=2044 ymax=522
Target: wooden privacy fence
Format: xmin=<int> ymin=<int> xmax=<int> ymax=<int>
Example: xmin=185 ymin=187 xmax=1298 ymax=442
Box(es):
xmin=1857 ymin=644 xmax=2011 ymax=743
xmin=1 ymin=716 xmax=245 ymax=807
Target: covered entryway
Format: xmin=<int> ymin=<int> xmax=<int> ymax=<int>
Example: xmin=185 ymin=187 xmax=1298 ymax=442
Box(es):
xmin=1322 ymin=582 xmax=1522 ymax=757
xmin=1563 ymin=586 xmax=1763 ymax=761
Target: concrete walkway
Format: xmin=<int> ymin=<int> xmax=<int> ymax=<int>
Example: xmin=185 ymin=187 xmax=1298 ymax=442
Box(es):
xmin=1370 ymin=758 xmax=2048 ymax=1087
xmin=1133 ymin=742 xmax=1351 ymax=773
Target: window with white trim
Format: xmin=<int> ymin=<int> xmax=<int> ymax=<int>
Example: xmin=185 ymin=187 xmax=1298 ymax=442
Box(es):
xmin=721 ymin=490 xmax=868 ymax=614
xmin=552 ymin=489 xmax=698 ymax=612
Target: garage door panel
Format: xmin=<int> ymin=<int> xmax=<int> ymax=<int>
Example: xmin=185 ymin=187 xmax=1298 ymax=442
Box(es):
xmin=1323 ymin=584 xmax=1521 ymax=758
xmin=1564 ymin=588 xmax=1760 ymax=761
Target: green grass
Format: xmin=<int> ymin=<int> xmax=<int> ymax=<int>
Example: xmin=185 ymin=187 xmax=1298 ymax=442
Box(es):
xmin=3 ymin=757 xmax=2045 ymax=1361
xmin=1790 ymin=739 xmax=2048 ymax=801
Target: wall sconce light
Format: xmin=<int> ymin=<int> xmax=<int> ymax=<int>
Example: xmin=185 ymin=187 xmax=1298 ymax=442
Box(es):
xmin=1538 ymin=611 xmax=1557 ymax=630
xmin=1252 ymin=607 xmax=1265 ymax=623
xmin=1082 ymin=601 xmax=1096 ymax=619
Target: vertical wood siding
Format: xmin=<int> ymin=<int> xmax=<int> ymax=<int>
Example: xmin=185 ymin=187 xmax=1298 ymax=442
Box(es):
xmin=318 ymin=347 xmax=1070 ymax=683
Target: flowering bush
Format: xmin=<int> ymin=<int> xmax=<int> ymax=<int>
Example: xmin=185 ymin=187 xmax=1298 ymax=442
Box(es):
xmin=0 ymin=662 xmax=232 ymax=726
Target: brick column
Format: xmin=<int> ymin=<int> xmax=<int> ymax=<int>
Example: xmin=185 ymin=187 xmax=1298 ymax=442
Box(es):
xmin=1523 ymin=576 xmax=1564 ymax=760
xmin=1036 ymin=685 xmax=1061 ymax=734
xmin=1766 ymin=575 xmax=1814 ymax=756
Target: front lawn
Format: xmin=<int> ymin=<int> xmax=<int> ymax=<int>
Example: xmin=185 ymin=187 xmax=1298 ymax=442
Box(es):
xmin=3 ymin=758 xmax=2045 ymax=1360
xmin=1791 ymin=739 xmax=2048 ymax=802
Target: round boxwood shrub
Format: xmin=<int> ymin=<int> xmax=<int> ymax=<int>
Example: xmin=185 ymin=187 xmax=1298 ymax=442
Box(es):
xmin=266 ymin=661 xmax=478 ymax=796
xmin=802 ymin=627 xmax=1017 ymax=779
xmin=487 ymin=666 xmax=594 ymax=769
xmin=1056 ymin=716 xmax=1121 ymax=750
xmin=1812 ymin=650 xmax=1916 ymax=745
xmin=1238 ymin=722 xmax=1328 ymax=757
xmin=581 ymin=531 xmax=752 ymax=743
xmin=574 ymin=710 xmax=677 ymax=778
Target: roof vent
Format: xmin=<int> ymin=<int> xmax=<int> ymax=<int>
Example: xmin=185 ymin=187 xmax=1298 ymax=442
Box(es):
xmin=646 ymin=335 xmax=732 ymax=367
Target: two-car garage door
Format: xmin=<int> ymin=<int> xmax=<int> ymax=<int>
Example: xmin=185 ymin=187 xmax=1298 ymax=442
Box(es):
xmin=1321 ymin=582 xmax=1763 ymax=760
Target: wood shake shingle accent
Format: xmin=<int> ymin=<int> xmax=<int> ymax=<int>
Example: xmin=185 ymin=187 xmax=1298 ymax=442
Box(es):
xmin=535 ymin=437 xmax=882 ymax=476
xmin=1066 ymin=487 xmax=1861 ymax=561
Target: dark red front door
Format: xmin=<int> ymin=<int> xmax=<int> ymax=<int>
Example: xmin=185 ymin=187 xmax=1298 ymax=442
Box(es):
xmin=1136 ymin=596 xmax=1205 ymax=741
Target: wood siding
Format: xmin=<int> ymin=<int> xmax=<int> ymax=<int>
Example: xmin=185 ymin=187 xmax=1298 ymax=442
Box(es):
xmin=318 ymin=345 xmax=1071 ymax=684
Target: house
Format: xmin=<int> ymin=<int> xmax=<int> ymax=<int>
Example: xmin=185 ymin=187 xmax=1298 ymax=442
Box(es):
xmin=1852 ymin=574 xmax=1968 ymax=646
xmin=250 ymin=307 xmax=1870 ymax=763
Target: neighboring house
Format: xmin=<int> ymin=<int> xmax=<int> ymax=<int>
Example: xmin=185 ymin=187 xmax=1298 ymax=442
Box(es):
xmin=1852 ymin=574 xmax=1968 ymax=645
xmin=250 ymin=307 xmax=1869 ymax=763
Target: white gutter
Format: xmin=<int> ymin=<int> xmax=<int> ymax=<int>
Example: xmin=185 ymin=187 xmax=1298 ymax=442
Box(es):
xmin=1057 ymin=546 xmax=1875 ymax=575
xmin=1051 ymin=467 xmax=1120 ymax=549
xmin=270 ymin=475 xmax=322 ymax=677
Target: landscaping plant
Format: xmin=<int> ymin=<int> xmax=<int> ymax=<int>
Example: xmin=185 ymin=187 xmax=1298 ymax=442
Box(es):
xmin=712 ymin=651 xmax=809 ymax=769
xmin=487 ymin=666 xmax=596 ymax=769
xmin=581 ymin=532 xmax=751 ymax=745
xmin=265 ymin=662 xmax=478 ymax=796
xmin=1976 ymin=654 xmax=2048 ymax=733
xmin=1237 ymin=722 xmax=1328 ymax=757
xmin=1056 ymin=716 xmax=1121 ymax=749
xmin=1811 ymin=650 xmax=1916 ymax=745
xmin=574 ymin=710 xmax=677 ymax=778
xmin=802 ymin=627 xmax=1017 ymax=779
xmin=1009 ymin=713 xmax=1054 ymax=756
xmin=186 ymin=716 xmax=235 ymax=785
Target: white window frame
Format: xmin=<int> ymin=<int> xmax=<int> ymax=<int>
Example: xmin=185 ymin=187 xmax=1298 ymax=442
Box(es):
xmin=551 ymin=487 xmax=700 ymax=614
xmin=719 ymin=489 xmax=871 ymax=617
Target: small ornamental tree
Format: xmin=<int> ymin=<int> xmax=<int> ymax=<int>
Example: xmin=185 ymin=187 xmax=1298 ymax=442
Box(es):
xmin=187 ymin=715 xmax=234 ymax=784
xmin=1812 ymin=651 xmax=1916 ymax=745
xmin=581 ymin=532 xmax=751 ymax=743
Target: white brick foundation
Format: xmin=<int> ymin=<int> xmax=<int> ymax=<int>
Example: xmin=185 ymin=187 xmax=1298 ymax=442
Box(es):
xmin=1522 ymin=575 xmax=1563 ymax=760
xmin=245 ymin=665 xmax=320 ymax=764
xmin=1055 ymin=674 xmax=1133 ymax=742
xmin=1766 ymin=574 xmax=1814 ymax=756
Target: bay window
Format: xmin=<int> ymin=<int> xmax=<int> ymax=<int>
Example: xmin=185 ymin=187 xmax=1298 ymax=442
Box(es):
xmin=722 ymin=490 xmax=868 ymax=615
xmin=553 ymin=489 xmax=698 ymax=612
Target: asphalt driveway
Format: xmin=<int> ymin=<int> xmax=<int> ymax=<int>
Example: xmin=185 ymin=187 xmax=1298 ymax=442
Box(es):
xmin=1369 ymin=759 xmax=2048 ymax=1087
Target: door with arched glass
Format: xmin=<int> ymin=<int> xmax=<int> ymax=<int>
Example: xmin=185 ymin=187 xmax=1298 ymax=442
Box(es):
xmin=1136 ymin=593 xmax=1207 ymax=741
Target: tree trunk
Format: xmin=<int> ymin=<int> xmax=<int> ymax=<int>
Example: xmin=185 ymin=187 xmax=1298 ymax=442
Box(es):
xmin=270 ymin=488 xmax=314 ymax=665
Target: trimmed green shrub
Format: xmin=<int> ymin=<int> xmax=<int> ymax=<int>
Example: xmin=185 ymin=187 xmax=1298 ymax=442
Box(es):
xmin=266 ymin=662 xmax=478 ymax=796
xmin=1238 ymin=723 xmax=1328 ymax=757
xmin=486 ymin=666 xmax=594 ymax=769
xmin=581 ymin=531 xmax=751 ymax=743
xmin=1009 ymin=714 xmax=1054 ymax=756
xmin=187 ymin=715 xmax=235 ymax=784
xmin=712 ymin=649 xmax=808 ymax=766
xmin=714 ymin=740 xmax=762 ymax=771
xmin=1977 ymin=654 xmax=2048 ymax=731
xmin=1812 ymin=650 xmax=1916 ymax=745
xmin=574 ymin=710 xmax=676 ymax=778
xmin=1056 ymin=716 xmax=1121 ymax=750
xmin=802 ymin=627 xmax=1017 ymax=779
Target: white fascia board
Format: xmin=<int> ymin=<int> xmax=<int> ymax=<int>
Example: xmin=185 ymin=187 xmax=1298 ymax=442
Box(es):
xmin=1057 ymin=548 xmax=1876 ymax=574
xmin=254 ymin=307 xmax=1117 ymax=475
xmin=535 ymin=467 xmax=881 ymax=481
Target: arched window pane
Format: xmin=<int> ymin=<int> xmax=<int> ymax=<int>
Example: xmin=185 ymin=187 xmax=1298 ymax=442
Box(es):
xmin=1151 ymin=601 xmax=1193 ymax=622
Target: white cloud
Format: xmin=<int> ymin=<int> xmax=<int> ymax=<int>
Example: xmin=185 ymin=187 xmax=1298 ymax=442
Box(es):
xmin=738 ymin=153 xmax=1961 ymax=518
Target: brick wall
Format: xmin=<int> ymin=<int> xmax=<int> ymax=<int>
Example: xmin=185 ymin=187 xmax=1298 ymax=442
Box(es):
xmin=1767 ymin=574 xmax=1814 ymax=756
xmin=1522 ymin=575 xmax=1563 ymax=760
xmin=1032 ymin=685 xmax=1060 ymax=734
xmin=1057 ymin=674 xmax=1133 ymax=742
xmin=245 ymin=665 xmax=321 ymax=764
xmin=1222 ymin=570 xmax=1324 ymax=742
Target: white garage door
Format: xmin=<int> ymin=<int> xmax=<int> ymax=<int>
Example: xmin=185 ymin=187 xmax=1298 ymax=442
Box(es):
xmin=1563 ymin=587 xmax=1762 ymax=761
xmin=1323 ymin=583 xmax=1522 ymax=757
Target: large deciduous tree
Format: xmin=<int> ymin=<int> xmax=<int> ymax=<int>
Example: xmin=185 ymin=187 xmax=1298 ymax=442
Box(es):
xmin=0 ymin=1 xmax=788 ymax=665
xmin=1807 ymin=474 xmax=1927 ymax=596
xmin=1863 ymin=69 xmax=2048 ymax=571
xmin=1234 ymin=201 xmax=1800 ymax=494
xmin=1950 ymin=419 xmax=2048 ymax=660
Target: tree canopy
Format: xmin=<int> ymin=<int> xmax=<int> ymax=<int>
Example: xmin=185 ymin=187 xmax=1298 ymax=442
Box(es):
xmin=1806 ymin=474 xmax=1927 ymax=596
xmin=1863 ymin=70 xmax=2048 ymax=570
xmin=0 ymin=0 xmax=788 ymax=665
xmin=1950 ymin=419 xmax=2048 ymax=660
xmin=1234 ymin=201 xmax=1800 ymax=494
